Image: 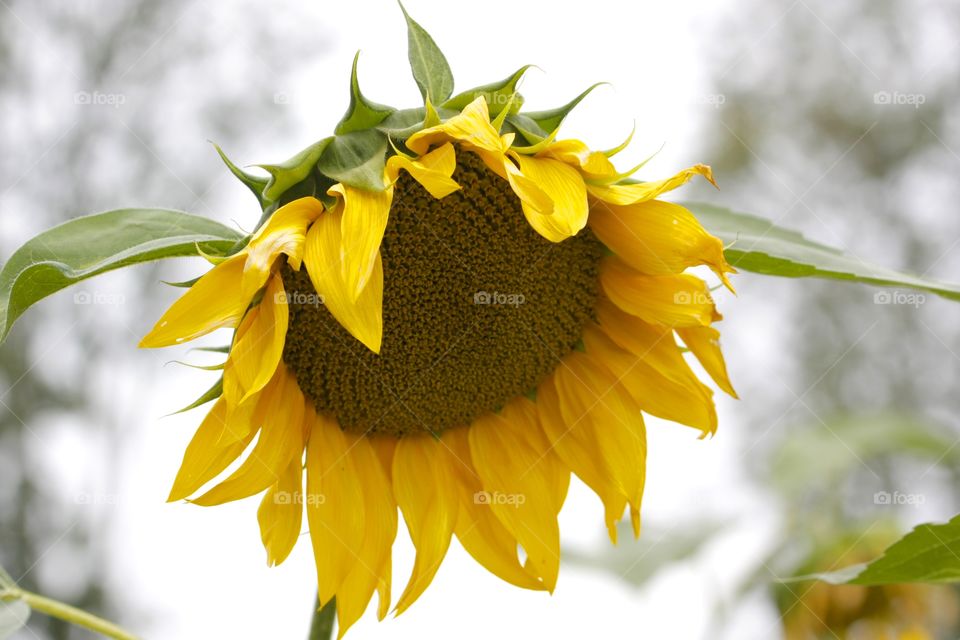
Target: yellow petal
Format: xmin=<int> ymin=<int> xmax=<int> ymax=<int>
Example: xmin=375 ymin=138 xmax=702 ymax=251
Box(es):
xmin=386 ymin=143 xmax=461 ymax=199
xmin=587 ymin=164 xmax=716 ymax=206
xmin=192 ymin=365 xmax=306 ymax=506
xmin=228 ymin=274 xmax=289 ymax=403
xmin=443 ymin=427 xmax=545 ymax=591
xmin=589 ymin=199 xmax=735 ymax=290
xmin=335 ymin=435 xmax=398 ymax=638
xmin=392 ymin=434 xmax=458 ymax=615
xmin=257 ymin=457 xmax=304 ymax=567
xmin=243 ymin=197 xmax=324 ymax=298
xmin=600 ymin=258 xmax=721 ymax=328
xmin=304 ymin=210 xmax=383 ymax=353
xmin=676 ymin=326 xmax=737 ymax=398
xmin=140 ymin=254 xmax=247 ymax=348
xmin=541 ymin=139 xmax=618 ymax=181
xmin=327 ymin=183 xmax=393 ymax=302
xmin=167 ymin=397 xmax=257 ymax=502
xmin=306 ymin=408 xmax=366 ymax=606
xmin=509 ymin=153 xmax=589 ymax=242
xmin=407 ymin=96 xmax=507 ymax=157
xmin=541 ymin=353 xmax=646 ymax=541
xmin=468 ymin=399 xmax=563 ymax=591
xmin=584 ymin=324 xmax=717 ymax=436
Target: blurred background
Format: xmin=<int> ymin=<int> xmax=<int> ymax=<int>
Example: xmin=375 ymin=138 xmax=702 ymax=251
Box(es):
xmin=1 ymin=0 xmax=958 ymax=638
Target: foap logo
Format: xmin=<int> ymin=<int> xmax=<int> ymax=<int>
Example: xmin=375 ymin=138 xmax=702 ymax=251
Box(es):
xmin=474 ymin=291 xmax=525 ymax=306
xmin=873 ymin=90 xmax=925 ymax=109
xmin=74 ymin=91 xmax=126 ymax=109
xmin=273 ymin=491 xmax=325 ymax=506
xmin=73 ymin=290 xmax=125 ymax=306
xmin=701 ymin=93 xmax=726 ymax=108
xmin=873 ymin=290 xmax=925 ymax=308
xmin=673 ymin=290 xmax=712 ymax=305
xmin=874 ymin=490 xmax=925 ymax=507
xmin=276 ymin=291 xmax=324 ymax=307
xmin=473 ymin=490 xmax=526 ymax=508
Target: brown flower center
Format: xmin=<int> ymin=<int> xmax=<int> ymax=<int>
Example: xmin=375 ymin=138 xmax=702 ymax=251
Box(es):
xmin=281 ymin=150 xmax=603 ymax=436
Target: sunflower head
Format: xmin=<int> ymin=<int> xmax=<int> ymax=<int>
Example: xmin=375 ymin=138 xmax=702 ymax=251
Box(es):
xmin=140 ymin=4 xmax=736 ymax=635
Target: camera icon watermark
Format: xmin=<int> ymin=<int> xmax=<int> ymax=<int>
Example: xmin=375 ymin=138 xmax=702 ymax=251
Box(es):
xmin=701 ymin=93 xmax=726 ymax=108
xmin=873 ymin=290 xmax=925 ymax=308
xmin=474 ymin=291 xmax=525 ymax=306
xmin=273 ymin=92 xmax=291 ymax=105
xmin=873 ymin=490 xmax=925 ymax=507
xmin=873 ymin=90 xmax=925 ymax=109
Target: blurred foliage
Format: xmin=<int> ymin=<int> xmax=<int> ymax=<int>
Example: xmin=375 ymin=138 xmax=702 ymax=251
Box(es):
xmin=0 ymin=0 xmax=322 ymax=637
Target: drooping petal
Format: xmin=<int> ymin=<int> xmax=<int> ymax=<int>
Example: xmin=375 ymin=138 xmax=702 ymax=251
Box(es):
xmin=540 ymin=139 xmax=618 ymax=181
xmin=468 ymin=399 xmax=563 ymax=591
xmin=243 ymin=196 xmax=324 ymax=298
xmin=257 ymin=457 xmax=304 ymax=567
xmin=303 ymin=210 xmax=383 ymax=353
xmin=306 ymin=407 xmax=366 ymax=606
xmin=327 ymin=183 xmax=393 ymax=302
xmin=443 ymin=427 xmax=545 ymax=591
xmin=228 ymin=274 xmax=289 ymax=403
xmin=589 ymin=199 xmax=735 ymax=290
xmin=167 ymin=397 xmax=257 ymax=502
xmin=386 ymin=142 xmax=460 ymax=199
xmin=600 ymin=258 xmax=721 ymax=328
xmin=584 ymin=324 xmax=717 ymax=436
xmin=509 ymin=153 xmax=589 ymax=242
xmin=540 ymin=353 xmax=646 ymax=541
xmin=192 ymin=365 xmax=306 ymax=505
xmin=140 ymin=254 xmax=247 ymax=348
xmin=407 ymin=97 xmax=507 ymax=159
xmin=676 ymin=325 xmax=738 ymax=398
xmin=392 ymin=434 xmax=458 ymax=615
xmin=587 ymin=164 xmax=716 ymax=206
xmin=336 ymin=435 xmax=398 ymax=638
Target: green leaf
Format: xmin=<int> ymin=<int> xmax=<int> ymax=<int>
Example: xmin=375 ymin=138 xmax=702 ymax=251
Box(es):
xmin=335 ymin=51 xmax=396 ymax=136
xmin=804 ymin=515 xmax=960 ymax=585
xmin=442 ymin=65 xmax=533 ymax=116
xmin=515 ymin=82 xmax=607 ymax=140
xmin=399 ymin=1 xmax=454 ymax=103
xmin=683 ymin=202 xmax=960 ymax=301
xmin=377 ymin=105 xmax=459 ymax=140
xmin=212 ymin=143 xmax=268 ymax=207
xmin=0 ymin=209 xmax=243 ymax=343
xmin=317 ymin=129 xmax=389 ymax=191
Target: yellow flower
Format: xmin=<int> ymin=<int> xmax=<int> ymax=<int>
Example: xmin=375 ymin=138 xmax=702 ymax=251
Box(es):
xmin=141 ymin=95 xmax=736 ymax=636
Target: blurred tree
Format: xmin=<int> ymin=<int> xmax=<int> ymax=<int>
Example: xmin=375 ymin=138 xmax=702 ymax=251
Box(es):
xmin=0 ymin=1 xmax=324 ymax=636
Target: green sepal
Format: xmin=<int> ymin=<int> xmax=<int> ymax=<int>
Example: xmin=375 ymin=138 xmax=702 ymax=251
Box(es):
xmin=190 ymin=345 xmax=231 ymax=354
xmin=317 ymin=129 xmax=389 ymax=191
xmin=257 ymin=137 xmax=333 ymax=202
xmin=167 ymin=377 xmax=223 ymax=415
xmin=512 ymin=82 xmax=608 ymax=143
xmin=335 ymin=51 xmax=396 ymax=136
xmin=212 ymin=143 xmax=269 ymax=207
xmin=161 ymin=276 xmax=201 ymax=289
xmin=168 ymin=360 xmax=225 ymax=371
xmin=423 ymin=96 xmax=442 ymax=128
xmin=399 ymin=1 xmax=454 ymax=103
xmin=377 ymin=106 xmax=459 ymax=140
xmin=442 ymin=65 xmax=534 ymax=116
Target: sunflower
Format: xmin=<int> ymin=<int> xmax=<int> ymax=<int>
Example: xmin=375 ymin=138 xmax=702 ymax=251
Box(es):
xmin=138 ymin=10 xmax=737 ymax=637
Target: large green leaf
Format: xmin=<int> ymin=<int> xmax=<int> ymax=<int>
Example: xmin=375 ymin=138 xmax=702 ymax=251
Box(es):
xmin=399 ymin=1 xmax=454 ymax=103
xmin=0 ymin=209 xmax=243 ymax=342
xmin=683 ymin=202 xmax=960 ymax=301
xmin=806 ymin=515 xmax=960 ymax=585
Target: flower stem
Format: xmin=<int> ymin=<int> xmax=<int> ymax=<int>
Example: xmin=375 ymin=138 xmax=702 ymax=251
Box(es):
xmin=308 ymin=595 xmax=336 ymax=640
xmin=1 ymin=587 xmax=138 ymax=640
